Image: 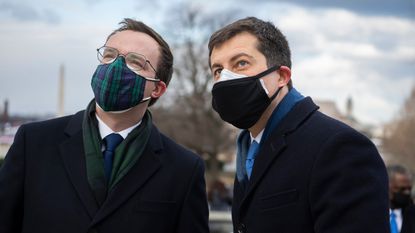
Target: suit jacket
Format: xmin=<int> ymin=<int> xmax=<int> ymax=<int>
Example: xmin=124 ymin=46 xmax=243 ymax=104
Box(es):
xmin=232 ymin=97 xmax=390 ymax=233
xmin=0 ymin=110 xmax=209 ymax=233
xmin=402 ymin=205 xmax=415 ymax=233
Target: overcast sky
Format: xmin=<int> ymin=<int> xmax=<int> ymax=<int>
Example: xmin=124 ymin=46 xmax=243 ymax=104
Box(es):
xmin=0 ymin=0 xmax=414 ymax=126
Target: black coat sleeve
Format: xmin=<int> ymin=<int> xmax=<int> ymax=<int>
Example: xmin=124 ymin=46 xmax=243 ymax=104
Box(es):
xmin=309 ymin=130 xmax=390 ymax=233
xmin=401 ymin=205 xmax=415 ymax=233
xmin=0 ymin=125 xmax=26 ymax=233
xmin=175 ymin=157 xmax=210 ymax=233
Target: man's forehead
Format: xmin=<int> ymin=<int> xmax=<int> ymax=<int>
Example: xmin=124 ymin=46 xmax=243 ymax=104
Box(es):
xmin=393 ymin=173 xmax=412 ymax=185
xmin=212 ymin=49 xmax=253 ymax=63
xmin=211 ymin=33 xmax=259 ymax=59
xmin=106 ymin=30 xmax=160 ymax=64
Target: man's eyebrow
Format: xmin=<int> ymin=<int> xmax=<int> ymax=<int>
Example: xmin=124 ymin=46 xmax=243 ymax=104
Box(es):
xmin=210 ymin=52 xmax=255 ymax=70
xmin=229 ymin=52 xmax=255 ymax=64
xmin=211 ymin=63 xmax=222 ymax=71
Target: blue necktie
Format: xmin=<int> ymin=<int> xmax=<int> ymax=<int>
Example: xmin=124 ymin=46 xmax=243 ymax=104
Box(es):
xmin=245 ymin=140 xmax=259 ymax=179
xmin=103 ymin=133 xmax=123 ymax=181
xmin=390 ymin=211 xmax=399 ymax=233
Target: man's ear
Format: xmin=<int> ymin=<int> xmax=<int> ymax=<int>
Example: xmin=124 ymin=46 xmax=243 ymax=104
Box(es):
xmin=151 ymin=81 xmax=167 ymax=98
xmin=278 ymin=66 xmax=291 ymax=87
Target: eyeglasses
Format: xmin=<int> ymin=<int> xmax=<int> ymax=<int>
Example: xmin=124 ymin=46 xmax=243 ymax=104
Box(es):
xmin=96 ymin=46 xmax=159 ymax=81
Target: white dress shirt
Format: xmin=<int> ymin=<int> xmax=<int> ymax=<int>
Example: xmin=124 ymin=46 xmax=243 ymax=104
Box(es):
xmin=250 ymin=129 xmax=264 ymax=145
xmin=390 ymin=208 xmax=403 ymax=232
xmin=95 ymin=114 xmax=141 ymax=140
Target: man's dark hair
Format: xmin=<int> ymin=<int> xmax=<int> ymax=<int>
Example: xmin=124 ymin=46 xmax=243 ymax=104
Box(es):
xmin=107 ymin=18 xmax=173 ymax=106
xmin=387 ymin=164 xmax=413 ymax=182
xmin=208 ymin=17 xmax=292 ymax=88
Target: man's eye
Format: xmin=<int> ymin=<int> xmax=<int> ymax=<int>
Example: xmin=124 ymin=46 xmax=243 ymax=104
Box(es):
xmin=129 ymin=59 xmax=145 ymax=69
xmin=213 ymin=68 xmax=223 ymax=77
xmin=102 ymin=53 xmax=116 ymax=62
xmin=103 ymin=54 xmax=114 ymax=59
xmin=237 ymin=60 xmax=248 ymax=67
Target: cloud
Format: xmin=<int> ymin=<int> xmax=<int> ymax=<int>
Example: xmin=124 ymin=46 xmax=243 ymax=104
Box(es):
xmin=257 ymin=5 xmax=415 ymax=124
xmin=247 ymin=0 xmax=415 ymax=19
xmin=0 ymin=0 xmax=413 ymax=126
xmin=0 ymin=1 xmax=61 ymax=24
xmin=0 ymin=20 xmax=109 ymax=115
xmin=162 ymin=0 xmax=414 ymax=124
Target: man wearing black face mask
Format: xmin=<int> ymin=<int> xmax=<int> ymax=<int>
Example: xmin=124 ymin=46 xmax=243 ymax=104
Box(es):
xmin=209 ymin=17 xmax=390 ymax=233
xmin=0 ymin=19 xmax=209 ymax=233
xmin=387 ymin=165 xmax=415 ymax=233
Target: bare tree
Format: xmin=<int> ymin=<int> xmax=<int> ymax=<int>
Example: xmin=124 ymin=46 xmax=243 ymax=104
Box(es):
xmin=383 ymin=86 xmax=415 ymax=172
xmin=152 ymin=4 xmax=239 ymax=180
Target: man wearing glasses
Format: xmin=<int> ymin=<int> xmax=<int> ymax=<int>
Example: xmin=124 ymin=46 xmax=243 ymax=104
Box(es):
xmin=0 ymin=18 xmax=209 ymax=233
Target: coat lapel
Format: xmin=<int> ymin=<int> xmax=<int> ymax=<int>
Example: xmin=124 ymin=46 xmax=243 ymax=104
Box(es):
xmin=237 ymin=97 xmax=319 ymax=216
xmin=59 ymin=111 xmax=99 ymax=219
xmin=90 ymin=126 xmax=163 ymax=226
xmin=237 ymin=133 xmax=287 ymax=214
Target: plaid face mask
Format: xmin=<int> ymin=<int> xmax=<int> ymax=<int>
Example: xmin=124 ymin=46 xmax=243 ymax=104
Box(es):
xmin=91 ymin=57 xmax=151 ymax=112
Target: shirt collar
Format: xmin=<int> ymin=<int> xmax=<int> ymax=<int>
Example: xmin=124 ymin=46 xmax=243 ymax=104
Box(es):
xmin=250 ymin=129 xmax=264 ymax=144
xmin=390 ymin=208 xmax=402 ymax=217
xmin=95 ymin=113 xmax=141 ymax=139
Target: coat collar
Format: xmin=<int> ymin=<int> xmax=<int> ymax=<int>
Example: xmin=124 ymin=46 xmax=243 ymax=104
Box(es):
xmin=90 ymin=126 xmax=163 ymax=226
xmin=59 ymin=110 xmax=163 ymax=225
xmin=236 ymin=97 xmax=319 ymax=217
xmin=60 ymin=110 xmax=99 ymax=218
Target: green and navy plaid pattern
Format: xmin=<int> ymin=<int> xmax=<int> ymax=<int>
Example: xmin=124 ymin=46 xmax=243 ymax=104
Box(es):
xmin=91 ymin=57 xmax=146 ymax=111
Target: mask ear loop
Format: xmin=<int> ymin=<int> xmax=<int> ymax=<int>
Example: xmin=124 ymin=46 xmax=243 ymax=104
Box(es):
xmin=257 ymin=65 xmax=282 ymax=102
xmin=138 ymin=76 xmax=162 ymax=103
xmin=126 ymin=62 xmax=160 ymax=82
xmin=142 ymin=76 xmax=160 ymax=82
xmin=268 ymin=86 xmax=282 ymax=102
xmin=251 ymin=65 xmax=280 ymax=80
xmin=140 ymin=96 xmax=152 ymax=103
xmin=129 ymin=69 xmax=160 ymax=82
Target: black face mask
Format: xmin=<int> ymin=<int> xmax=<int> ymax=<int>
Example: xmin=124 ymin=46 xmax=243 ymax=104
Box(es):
xmin=211 ymin=65 xmax=281 ymax=129
xmin=391 ymin=192 xmax=413 ymax=209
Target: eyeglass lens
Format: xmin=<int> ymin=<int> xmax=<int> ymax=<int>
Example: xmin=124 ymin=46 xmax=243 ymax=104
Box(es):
xmin=98 ymin=47 xmax=148 ymax=71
